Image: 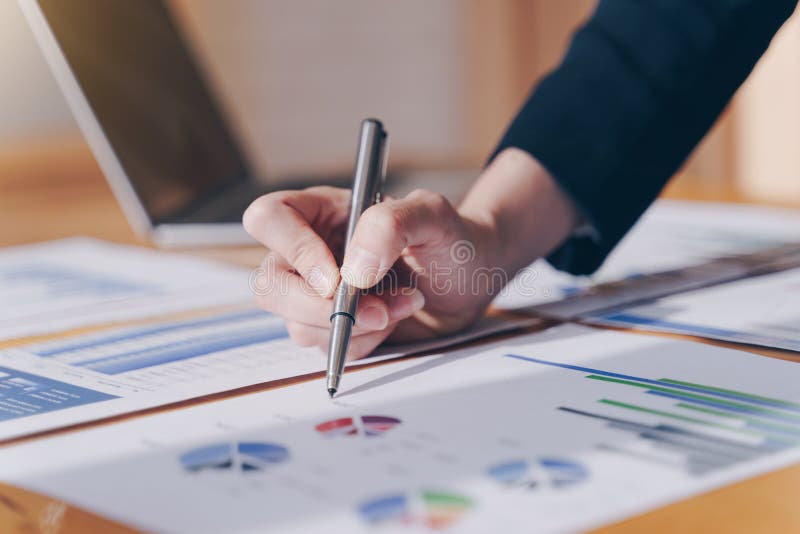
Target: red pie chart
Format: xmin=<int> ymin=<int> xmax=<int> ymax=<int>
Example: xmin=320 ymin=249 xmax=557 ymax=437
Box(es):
xmin=315 ymin=415 xmax=402 ymax=437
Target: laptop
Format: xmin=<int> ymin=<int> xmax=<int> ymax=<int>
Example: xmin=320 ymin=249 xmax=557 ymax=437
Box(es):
xmin=19 ymin=0 xmax=351 ymax=247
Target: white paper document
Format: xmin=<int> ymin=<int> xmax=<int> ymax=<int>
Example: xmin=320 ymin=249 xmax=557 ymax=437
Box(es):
xmin=0 ymin=238 xmax=252 ymax=339
xmin=0 ymin=239 xmax=535 ymax=442
xmin=532 ymin=242 xmax=800 ymax=320
xmin=584 ymin=267 xmax=800 ymax=352
xmin=493 ymin=200 xmax=800 ymax=311
xmin=4 ymin=325 xmax=800 ymax=533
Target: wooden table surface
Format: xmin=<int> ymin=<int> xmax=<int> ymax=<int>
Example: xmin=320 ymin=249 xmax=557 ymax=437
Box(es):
xmin=1 ymin=138 xmax=799 ymax=533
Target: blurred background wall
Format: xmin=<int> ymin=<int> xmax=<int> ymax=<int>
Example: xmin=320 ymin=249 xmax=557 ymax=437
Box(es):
xmin=0 ymin=0 xmax=797 ymax=202
xmin=0 ymin=1 xmax=75 ymax=143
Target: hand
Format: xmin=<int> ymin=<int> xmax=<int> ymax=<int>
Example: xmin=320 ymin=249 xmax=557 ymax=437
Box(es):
xmin=243 ymin=187 xmax=498 ymax=360
xmin=243 ymin=148 xmax=579 ymax=359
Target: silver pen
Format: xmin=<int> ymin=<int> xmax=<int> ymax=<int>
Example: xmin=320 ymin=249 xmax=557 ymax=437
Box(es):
xmin=326 ymin=119 xmax=389 ymax=398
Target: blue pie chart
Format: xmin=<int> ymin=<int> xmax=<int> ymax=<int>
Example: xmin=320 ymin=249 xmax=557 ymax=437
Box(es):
xmin=180 ymin=442 xmax=289 ymax=472
xmin=488 ymin=457 xmax=589 ymax=489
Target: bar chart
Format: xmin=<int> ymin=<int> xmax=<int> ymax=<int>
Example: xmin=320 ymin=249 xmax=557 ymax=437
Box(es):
xmin=25 ymin=308 xmax=288 ymax=375
xmin=504 ymin=353 xmax=799 ymax=475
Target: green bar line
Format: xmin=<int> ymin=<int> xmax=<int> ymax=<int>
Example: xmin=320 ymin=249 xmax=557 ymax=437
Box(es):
xmin=676 ymin=403 xmax=800 ymax=436
xmin=598 ymin=399 xmax=766 ymax=439
xmin=659 ymin=378 xmax=800 ymax=409
xmin=587 ymin=375 xmax=800 ymax=422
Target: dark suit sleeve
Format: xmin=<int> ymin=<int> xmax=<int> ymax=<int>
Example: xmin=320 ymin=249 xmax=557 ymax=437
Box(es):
xmin=491 ymin=0 xmax=797 ymax=275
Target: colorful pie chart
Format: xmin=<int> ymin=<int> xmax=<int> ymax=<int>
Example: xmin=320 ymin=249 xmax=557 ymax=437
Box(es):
xmin=315 ymin=415 xmax=401 ymax=437
xmin=358 ymin=489 xmax=473 ymax=530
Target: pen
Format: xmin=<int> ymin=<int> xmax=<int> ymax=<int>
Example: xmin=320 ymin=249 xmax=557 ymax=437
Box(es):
xmin=326 ymin=119 xmax=389 ymax=398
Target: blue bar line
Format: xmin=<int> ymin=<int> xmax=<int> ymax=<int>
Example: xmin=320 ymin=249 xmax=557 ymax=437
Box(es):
xmin=37 ymin=309 xmax=266 ymax=356
xmin=81 ymin=328 xmax=288 ymax=375
xmin=76 ymin=325 xmax=286 ymax=370
xmin=504 ymin=353 xmax=800 ymax=412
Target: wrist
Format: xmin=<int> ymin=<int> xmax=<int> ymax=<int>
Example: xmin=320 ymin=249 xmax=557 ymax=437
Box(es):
xmin=458 ymin=148 xmax=581 ymax=275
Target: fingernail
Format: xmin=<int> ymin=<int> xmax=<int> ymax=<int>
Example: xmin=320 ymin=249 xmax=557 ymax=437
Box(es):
xmin=307 ymin=268 xmax=337 ymax=297
xmin=341 ymin=246 xmax=383 ymax=288
xmin=389 ymin=289 xmax=426 ymax=319
xmin=359 ymin=305 xmax=389 ymax=330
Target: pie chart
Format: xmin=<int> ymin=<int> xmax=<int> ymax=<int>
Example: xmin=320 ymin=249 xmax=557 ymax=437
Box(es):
xmin=315 ymin=415 xmax=401 ymax=437
xmin=488 ymin=457 xmax=589 ymax=489
xmin=358 ymin=489 xmax=473 ymax=530
xmin=179 ymin=441 xmax=289 ymax=473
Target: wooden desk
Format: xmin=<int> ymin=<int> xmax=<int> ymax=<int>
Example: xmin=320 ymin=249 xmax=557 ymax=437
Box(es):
xmin=1 ymin=139 xmax=799 ymax=533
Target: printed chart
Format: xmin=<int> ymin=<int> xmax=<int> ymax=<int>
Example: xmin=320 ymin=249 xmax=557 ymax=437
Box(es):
xmin=358 ymin=490 xmax=473 ymax=530
xmin=180 ymin=442 xmax=290 ymax=473
xmin=315 ymin=415 xmax=402 ymax=438
xmin=0 ymin=240 xmax=308 ymax=440
xmin=0 ymin=238 xmax=253 ymax=340
xmin=0 ymin=366 xmax=117 ymax=421
xmin=5 ymin=326 xmax=800 ymax=533
xmin=24 ymin=308 xmax=287 ymax=375
xmin=505 ymin=353 xmax=800 ymax=475
xmin=0 ymin=262 xmax=153 ymax=319
xmin=487 ymin=457 xmax=589 ymax=490
xmin=0 ymin=238 xmax=528 ymax=442
xmin=584 ymin=267 xmax=800 ymax=352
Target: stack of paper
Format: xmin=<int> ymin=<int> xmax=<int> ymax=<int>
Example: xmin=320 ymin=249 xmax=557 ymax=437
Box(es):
xmin=0 ymin=238 xmax=534 ymax=442
xmin=584 ymin=266 xmax=800 ymax=352
xmin=3 ymin=326 xmax=800 ymax=533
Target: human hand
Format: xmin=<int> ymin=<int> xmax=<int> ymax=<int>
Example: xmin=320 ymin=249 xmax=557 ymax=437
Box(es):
xmin=243 ymin=148 xmax=579 ymax=360
xmin=243 ymin=186 xmax=498 ymax=360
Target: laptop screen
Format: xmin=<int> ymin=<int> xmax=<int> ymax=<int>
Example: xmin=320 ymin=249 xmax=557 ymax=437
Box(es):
xmin=36 ymin=0 xmax=251 ymax=223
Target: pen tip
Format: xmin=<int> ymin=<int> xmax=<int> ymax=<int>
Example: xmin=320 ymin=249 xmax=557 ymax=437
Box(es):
xmin=328 ymin=388 xmax=336 ymax=399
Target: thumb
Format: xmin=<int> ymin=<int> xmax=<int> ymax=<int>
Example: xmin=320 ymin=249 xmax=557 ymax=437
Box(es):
xmin=341 ymin=189 xmax=457 ymax=289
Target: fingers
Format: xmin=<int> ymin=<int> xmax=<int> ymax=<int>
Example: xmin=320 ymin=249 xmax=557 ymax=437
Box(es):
xmin=285 ymin=321 xmax=395 ymax=361
xmin=245 ymin=186 xmax=450 ymax=357
xmin=255 ymin=257 xmax=424 ymax=330
xmin=243 ymin=187 xmax=350 ymax=298
xmin=255 ymin=251 xmax=425 ymax=356
xmin=341 ymin=189 xmax=458 ymax=289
